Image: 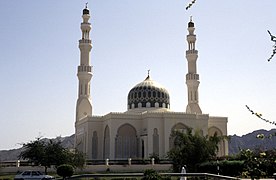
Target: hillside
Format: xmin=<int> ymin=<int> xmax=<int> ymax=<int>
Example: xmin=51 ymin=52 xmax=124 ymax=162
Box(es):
xmin=1 ymin=129 xmax=275 ymax=161
xmin=0 ymin=134 xmax=75 ymax=161
xmin=229 ymin=129 xmax=276 ymax=155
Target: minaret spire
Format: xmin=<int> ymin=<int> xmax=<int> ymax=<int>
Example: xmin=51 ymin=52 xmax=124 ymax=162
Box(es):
xmin=185 ymin=18 xmax=202 ymax=114
xmin=76 ymin=4 xmax=93 ymax=121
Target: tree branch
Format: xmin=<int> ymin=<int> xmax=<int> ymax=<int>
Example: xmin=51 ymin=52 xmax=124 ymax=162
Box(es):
xmin=267 ymin=30 xmax=276 ymax=62
xmin=186 ymin=0 xmax=196 ymax=10
xmin=245 ymin=105 xmax=276 ymax=126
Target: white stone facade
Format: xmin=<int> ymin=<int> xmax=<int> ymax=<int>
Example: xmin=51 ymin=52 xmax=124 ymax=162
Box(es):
xmin=75 ymin=7 xmax=228 ymax=160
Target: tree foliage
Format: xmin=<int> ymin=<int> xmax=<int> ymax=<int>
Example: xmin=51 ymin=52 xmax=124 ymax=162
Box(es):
xmin=19 ymin=137 xmax=46 ymax=166
xmin=19 ymin=137 xmax=85 ymax=174
xmin=67 ymin=149 xmax=86 ymax=169
xmin=167 ymin=128 xmax=222 ymax=172
xmin=237 ymin=149 xmax=276 ymax=179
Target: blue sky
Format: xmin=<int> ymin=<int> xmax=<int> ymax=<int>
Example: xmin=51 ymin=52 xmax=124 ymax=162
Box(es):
xmin=0 ymin=0 xmax=276 ymax=150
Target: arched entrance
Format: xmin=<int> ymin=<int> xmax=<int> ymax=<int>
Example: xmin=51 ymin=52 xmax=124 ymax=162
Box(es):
xmin=169 ymin=123 xmax=189 ymax=149
xmin=115 ymin=124 xmax=138 ymax=159
xmin=208 ymin=126 xmax=225 ymax=156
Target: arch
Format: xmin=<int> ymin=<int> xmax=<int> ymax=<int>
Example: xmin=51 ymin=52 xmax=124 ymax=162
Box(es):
xmin=208 ymin=126 xmax=225 ymax=157
xmin=208 ymin=126 xmax=223 ymax=136
xmin=171 ymin=123 xmax=189 ymax=133
xmin=115 ymin=124 xmax=138 ymax=159
xmin=103 ymin=126 xmax=110 ymax=159
xmin=92 ymin=131 xmax=98 ymax=159
xmin=169 ymin=123 xmax=189 ymax=149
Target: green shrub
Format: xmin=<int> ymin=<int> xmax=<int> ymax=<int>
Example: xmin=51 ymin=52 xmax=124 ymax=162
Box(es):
xmin=149 ymin=153 xmax=160 ymax=164
xmin=198 ymin=160 xmax=244 ymax=176
xmin=142 ymin=169 xmax=161 ymax=180
xmin=57 ymin=164 xmax=74 ymax=179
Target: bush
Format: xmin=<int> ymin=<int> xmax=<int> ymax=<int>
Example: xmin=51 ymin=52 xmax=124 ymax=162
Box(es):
xmin=57 ymin=164 xmax=74 ymax=179
xmin=149 ymin=153 xmax=160 ymax=164
xmin=198 ymin=160 xmax=244 ymax=176
xmin=142 ymin=169 xmax=161 ymax=180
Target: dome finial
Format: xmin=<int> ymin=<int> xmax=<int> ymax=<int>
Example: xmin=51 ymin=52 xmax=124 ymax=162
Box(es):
xmin=188 ymin=16 xmax=194 ymax=28
xmin=145 ymin=69 xmax=151 ymax=80
xmin=83 ymin=2 xmax=90 ymax=15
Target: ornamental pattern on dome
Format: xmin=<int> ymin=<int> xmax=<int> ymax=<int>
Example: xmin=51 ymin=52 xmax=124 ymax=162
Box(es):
xmin=127 ymin=75 xmax=170 ymax=110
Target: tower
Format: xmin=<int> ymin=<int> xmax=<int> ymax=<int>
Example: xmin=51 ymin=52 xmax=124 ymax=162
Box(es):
xmin=185 ymin=18 xmax=202 ymax=114
xmin=76 ymin=4 xmax=93 ymax=122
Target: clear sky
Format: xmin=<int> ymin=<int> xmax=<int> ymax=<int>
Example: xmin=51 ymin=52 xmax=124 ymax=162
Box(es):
xmin=0 ymin=0 xmax=276 ymax=150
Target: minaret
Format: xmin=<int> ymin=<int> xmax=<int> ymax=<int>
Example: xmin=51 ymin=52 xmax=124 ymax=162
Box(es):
xmin=76 ymin=4 xmax=93 ymax=121
xmin=185 ymin=17 xmax=202 ymax=114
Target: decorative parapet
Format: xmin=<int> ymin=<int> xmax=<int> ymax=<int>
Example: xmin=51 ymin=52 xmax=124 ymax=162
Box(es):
xmin=78 ymin=65 xmax=92 ymax=73
xmin=79 ymin=39 xmax=92 ymax=43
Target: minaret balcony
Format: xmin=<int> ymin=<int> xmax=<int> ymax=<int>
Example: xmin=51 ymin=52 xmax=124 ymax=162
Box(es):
xmin=79 ymin=39 xmax=92 ymax=44
xmin=81 ymin=22 xmax=91 ymax=26
xmin=81 ymin=23 xmax=91 ymax=31
xmin=78 ymin=65 xmax=92 ymax=73
xmin=187 ymin=35 xmax=196 ymax=41
xmin=186 ymin=50 xmax=198 ymax=54
xmin=186 ymin=73 xmax=199 ymax=80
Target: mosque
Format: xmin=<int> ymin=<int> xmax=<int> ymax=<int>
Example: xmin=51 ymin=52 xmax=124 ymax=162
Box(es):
xmin=74 ymin=6 xmax=228 ymax=160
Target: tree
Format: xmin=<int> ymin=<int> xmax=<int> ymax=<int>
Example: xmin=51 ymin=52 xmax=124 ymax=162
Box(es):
xmin=19 ymin=137 xmax=46 ymax=167
xmin=19 ymin=137 xmax=85 ymax=174
xmin=167 ymin=128 xmax=222 ymax=172
xmin=43 ymin=139 xmax=70 ymax=172
xmin=67 ymin=149 xmax=86 ymax=169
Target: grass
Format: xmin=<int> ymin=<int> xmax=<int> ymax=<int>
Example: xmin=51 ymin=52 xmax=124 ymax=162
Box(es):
xmin=0 ymin=175 xmax=14 ymax=180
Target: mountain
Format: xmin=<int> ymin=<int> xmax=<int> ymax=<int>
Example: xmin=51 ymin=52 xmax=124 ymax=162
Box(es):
xmin=1 ymin=129 xmax=276 ymax=161
xmin=0 ymin=134 xmax=75 ymax=161
xmin=228 ymin=128 xmax=276 ymax=155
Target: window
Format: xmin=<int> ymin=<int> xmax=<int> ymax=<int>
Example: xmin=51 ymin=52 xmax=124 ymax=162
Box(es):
xmin=153 ymin=128 xmax=159 ymax=155
xmin=92 ymin=131 xmax=98 ymax=159
xmin=143 ymin=91 xmax=146 ymax=97
xmin=32 ymin=171 xmax=40 ymax=176
xmin=104 ymin=126 xmax=110 ymax=159
xmin=22 ymin=171 xmax=31 ymax=176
